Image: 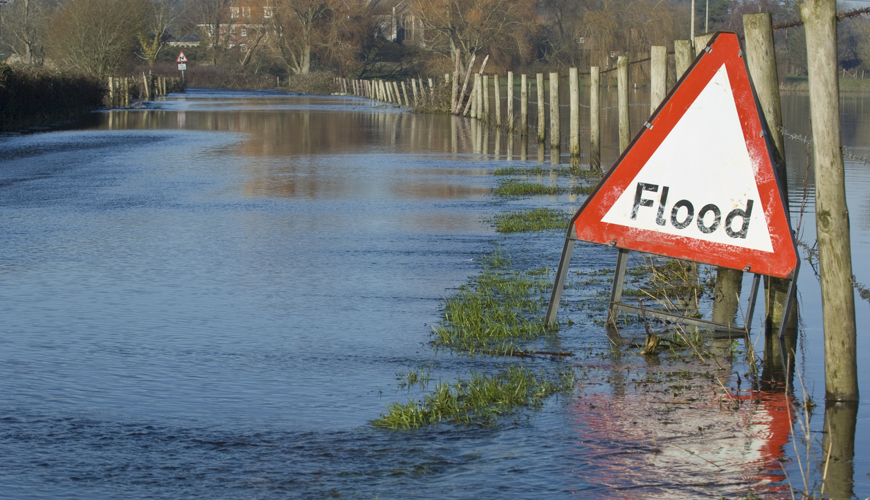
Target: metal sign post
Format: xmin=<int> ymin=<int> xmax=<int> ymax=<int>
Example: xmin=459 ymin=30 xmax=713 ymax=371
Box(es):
xmin=177 ymin=51 xmax=188 ymax=83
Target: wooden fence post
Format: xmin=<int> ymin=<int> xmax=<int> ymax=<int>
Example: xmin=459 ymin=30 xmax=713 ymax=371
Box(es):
xmin=801 ymin=0 xmax=858 ymax=402
xmin=617 ymin=56 xmax=629 ymax=153
xmin=569 ymin=67 xmax=580 ymax=162
xmin=675 ymin=40 xmax=693 ymax=80
xmin=493 ymin=74 xmax=501 ymax=128
xmin=507 ymin=71 xmax=514 ymax=131
xmin=520 ymin=74 xmax=528 ymax=137
xmin=536 ymin=73 xmax=545 ymax=144
xmin=462 ymin=55 xmax=489 ymax=117
xmin=455 ymin=53 xmax=476 ymax=114
xmin=694 ymin=34 xmax=714 ymax=55
xmin=483 ymin=74 xmax=490 ymax=122
xmin=650 ymin=46 xmax=667 ymax=112
xmin=143 ymin=72 xmax=151 ymax=100
xmin=549 ymin=72 xmax=560 ymax=160
xmin=475 ymin=74 xmax=483 ymax=119
xmin=452 ymin=49 xmax=461 ymax=113
xmin=590 ymin=66 xmax=601 ymax=170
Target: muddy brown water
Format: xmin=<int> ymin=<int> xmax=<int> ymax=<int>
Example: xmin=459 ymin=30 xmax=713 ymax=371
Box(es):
xmin=0 ymin=88 xmax=868 ymax=498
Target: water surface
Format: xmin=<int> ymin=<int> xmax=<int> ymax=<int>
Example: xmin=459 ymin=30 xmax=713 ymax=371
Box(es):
xmin=1 ymin=88 xmax=869 ymax=498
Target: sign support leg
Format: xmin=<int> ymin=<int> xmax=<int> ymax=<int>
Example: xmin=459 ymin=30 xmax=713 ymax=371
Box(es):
xmin=545 ymin=232 xmax=577 ymax=326
xmin=776 ymin=260 xmax=800 ymax=379
xmin=743 ymin=273 xmax=762 ymax=335
xmin=608 ymin=248 xmax=630 ymax=326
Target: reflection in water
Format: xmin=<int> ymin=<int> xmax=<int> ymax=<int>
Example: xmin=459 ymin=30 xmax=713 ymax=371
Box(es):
xmin=823 ymin=401 xmax=858 ymax=499
xmin=570 ymin=360 xmax=794 ymax=497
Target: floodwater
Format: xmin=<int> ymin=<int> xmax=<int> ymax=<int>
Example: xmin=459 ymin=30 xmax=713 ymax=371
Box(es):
xmin=0 ymin=88 xmax=868 ymax=498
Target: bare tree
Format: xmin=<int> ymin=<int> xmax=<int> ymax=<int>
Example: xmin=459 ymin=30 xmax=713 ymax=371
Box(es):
xmin=1 ymin=0 xmax=59 ymax=65
xmin=137 ymin=0 xmax=187 ymax=65
xmin=412 ymin=0 xmax=538 ymax=69
xmin=47 ymin=0 xmax=146 ymax=77
xmin=270 ymin=0 xmax=333 ymax=74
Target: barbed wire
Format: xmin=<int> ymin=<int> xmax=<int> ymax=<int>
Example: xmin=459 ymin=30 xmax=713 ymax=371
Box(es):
xmin=772 ymin=6 xmax=870 ymax=31
xmin=781 ymin=126 xmax=870 ymax=165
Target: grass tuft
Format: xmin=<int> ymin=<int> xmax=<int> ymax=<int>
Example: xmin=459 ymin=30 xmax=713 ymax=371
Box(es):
xmin=492 ymin=207 xmax=571 ymax=233
xmin=430 ymin=250 xmax=556 ymax=356
xmin=372 ymin=366 xmax=574 ymax=429
xmin=494 ymin=180 xmax=561 ymax=197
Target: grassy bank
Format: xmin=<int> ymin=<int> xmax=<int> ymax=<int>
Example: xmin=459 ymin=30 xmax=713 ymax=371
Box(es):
xmin=0 ymin=64 xmax=105 ymax=132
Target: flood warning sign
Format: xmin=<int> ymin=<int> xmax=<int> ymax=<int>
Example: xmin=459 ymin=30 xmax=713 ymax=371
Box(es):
xmin=570 ymin=32 xmax=796 ymax=278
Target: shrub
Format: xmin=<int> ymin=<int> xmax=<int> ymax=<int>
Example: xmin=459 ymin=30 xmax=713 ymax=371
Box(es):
xmin=0 ymin=64 xmax=105 ymax=131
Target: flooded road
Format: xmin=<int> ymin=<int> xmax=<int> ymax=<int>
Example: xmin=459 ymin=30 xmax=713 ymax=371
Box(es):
xmin=1 ymin=88 xmax=869 ymax=498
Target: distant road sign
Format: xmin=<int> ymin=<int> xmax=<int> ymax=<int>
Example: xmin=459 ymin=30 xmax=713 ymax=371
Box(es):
xmin=176 ymin=51 xmax=188 ymax=63
xmin=570 ymin=32 xmax=796 ymax=278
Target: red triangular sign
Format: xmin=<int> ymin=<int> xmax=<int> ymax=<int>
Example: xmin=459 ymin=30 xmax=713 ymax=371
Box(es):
xmin=177 ymin=52 xmax=188 ymax=63
xmin=572 ymin=32 xmax=797 ymax=278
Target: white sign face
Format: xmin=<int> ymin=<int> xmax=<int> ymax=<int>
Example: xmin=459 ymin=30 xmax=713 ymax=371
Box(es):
xmin=600 ymin=65 xmax=774 ymax=253
xmin=177 ymin=52 xmax=188 ymax=63
xmin=178 ymin=63 xmax=187 ymax=71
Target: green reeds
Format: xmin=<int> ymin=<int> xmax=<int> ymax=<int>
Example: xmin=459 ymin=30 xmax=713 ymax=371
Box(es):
xmin=492 ymin=207 xmax=571 ymax=233
xmin=373 ymin=365 xmax=574 ymax=429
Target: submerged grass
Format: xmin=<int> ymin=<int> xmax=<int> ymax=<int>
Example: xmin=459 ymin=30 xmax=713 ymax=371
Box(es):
xmin=494 ymin=180 xmax=562 ymax=197
xmin=492 ymin=207 xmax=571 ymax=233
xmin=430 ymin=251 xmax=557 ymax=356
xmin=374 ymin=247 xmax=569 ymax=429
xmin=493 ymin=166 xmax=603 ymax=181
xmin=372 ymin=365 xmax=574 ymax=429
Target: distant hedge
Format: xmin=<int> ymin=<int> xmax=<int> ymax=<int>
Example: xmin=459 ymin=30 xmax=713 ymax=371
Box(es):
xmin=0 ymin=64 xmax=105 ymax=131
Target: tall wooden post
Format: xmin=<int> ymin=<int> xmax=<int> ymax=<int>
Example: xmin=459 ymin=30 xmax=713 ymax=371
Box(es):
xmin=802 ymin=0 xmax=858 ymax=402
xmin=675 ymin=40 xmax=693 ymax=79
xmin=536 ymin=73 xmax=546 ymax=144
xmin=617 ymin=56 xmax=630 ymax=153
xmin=400 ymin=81 xmax=409 ymax=106
xmin=650 ymin=46 xmax=667 ymax=113
xmin=549 ymin=72 xmax=560 ymax=158
xmin=822 ymin=402 xmax=858 ymax=498
xmin=744 ymin=12 xmax=798 ymax=344
xmin=410 ymin=79 xmax=419 ymax=105
xmin=590 ymin=66 xmax=601 ymax=170
xmin=493 ymin=74 xmax=501 ymax=128
xmin=520 ymin=74 xmax=529 ymax=137
xmin=108 ymin=77 xmax=115 ymax=107
xmin=507 ymin=72 xmax=514 ymax=131
xmin=569 ymin=67 xmax=580 ymax=161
